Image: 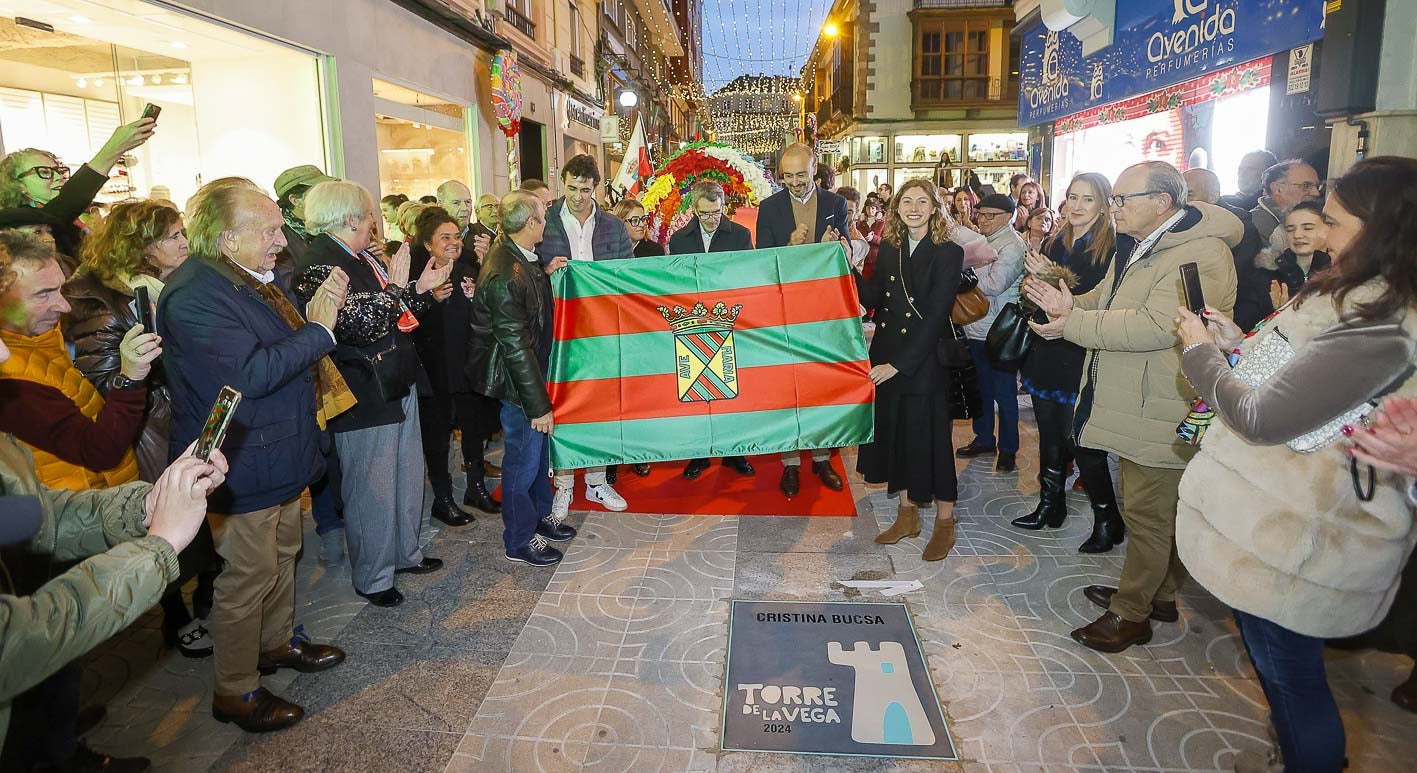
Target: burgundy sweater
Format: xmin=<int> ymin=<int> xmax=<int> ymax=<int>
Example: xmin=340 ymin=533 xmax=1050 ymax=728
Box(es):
xmin=0 ymin=379 xmax=147 ymax=471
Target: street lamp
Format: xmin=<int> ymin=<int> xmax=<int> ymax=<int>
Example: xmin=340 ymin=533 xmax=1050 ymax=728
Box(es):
xmin=619 ymin=90 xmax=639 ymax=108
xmin=823 ymin=21 xmax=840 ymax=38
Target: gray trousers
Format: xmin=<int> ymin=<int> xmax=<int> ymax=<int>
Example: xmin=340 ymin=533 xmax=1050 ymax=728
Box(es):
xmin=335 ymin=391 xmax=426 ymax=594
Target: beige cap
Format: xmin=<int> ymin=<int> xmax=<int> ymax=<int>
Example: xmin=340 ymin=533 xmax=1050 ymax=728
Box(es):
xmin=274 ymin=165 xmax=336 ymax=199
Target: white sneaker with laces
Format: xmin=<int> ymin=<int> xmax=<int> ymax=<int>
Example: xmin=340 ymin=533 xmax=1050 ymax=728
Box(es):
xmin=586 ymin=482 xmax=628 ymax=512
xmin=551 ymin=486 xmax=573 ymax=523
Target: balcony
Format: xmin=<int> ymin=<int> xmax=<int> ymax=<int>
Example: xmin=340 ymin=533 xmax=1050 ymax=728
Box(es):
xmin=815 ymin=83 xmax=855 ymax=127
xmin=913 ymin=0 xmax=1010 ymax=7
xmin=911 ymin=76 xmax=1018 ymax=111
xmin=570 ymin=54 xmax=585 ymax=77
xmin=504 ymin=5 xmax=535 ymax=38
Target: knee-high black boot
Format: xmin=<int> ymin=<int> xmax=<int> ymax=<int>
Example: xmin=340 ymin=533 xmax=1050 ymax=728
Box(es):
xmin=1076 ymin=447 xmax=1124 ymax=553
xmin=1012 ymin=444 xmax=1068 ymax=529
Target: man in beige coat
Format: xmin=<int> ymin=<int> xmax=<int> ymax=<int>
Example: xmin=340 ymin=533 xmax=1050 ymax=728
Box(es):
xmin=1026 ymin=161 xmax=1242 ymax=653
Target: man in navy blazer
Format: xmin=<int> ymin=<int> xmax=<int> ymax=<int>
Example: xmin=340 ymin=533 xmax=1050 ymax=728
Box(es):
xmin=755 ymin=142 xmax=852 ymax=250
xmin=750 ymin=143 xmax=850 ymax=499
xmin=672 ymin=182 xmax=758 ymax=482
xmin=159 ymin=179 xmax=350 ymax=733
xmin=534 ymin=154 xmax=636 ymax=525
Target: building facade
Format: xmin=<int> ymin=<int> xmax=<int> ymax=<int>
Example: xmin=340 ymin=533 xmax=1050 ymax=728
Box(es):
xmin=804 ymin=0 xmax=1026 ymax=196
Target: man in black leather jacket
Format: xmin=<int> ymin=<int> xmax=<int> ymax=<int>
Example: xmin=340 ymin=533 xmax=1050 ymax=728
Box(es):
xmin=465 ymin=191 xmax=574 ymax=567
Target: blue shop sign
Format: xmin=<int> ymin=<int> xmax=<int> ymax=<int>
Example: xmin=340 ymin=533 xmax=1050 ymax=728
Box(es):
xmin=1018 ymin=0 xmax=1326 ymax=126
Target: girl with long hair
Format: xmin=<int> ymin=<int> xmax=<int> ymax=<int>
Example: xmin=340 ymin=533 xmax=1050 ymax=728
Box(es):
xmin=1012 ymin=173 xmax=1126 ymax=553
xmin=854 ymin=179 xmax=964 ymax=561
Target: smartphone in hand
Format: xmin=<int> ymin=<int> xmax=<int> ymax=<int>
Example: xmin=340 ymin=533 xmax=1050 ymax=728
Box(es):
xmin=1179 ymin=262 xmax=1206 ymax=322
xmin=134 ymin=285 xmax=154 ymax=334
xmin=195 ymin=386 xmax=242 ymax=463
xmin=141 ymin=102 xmax=161 ymax=122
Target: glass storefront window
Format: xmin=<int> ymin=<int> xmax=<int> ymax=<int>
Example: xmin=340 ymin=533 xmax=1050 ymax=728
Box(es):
xmin=893 ymin=167 xmax=938 ymax=191
xmin=850 ymin=167 xmax=888 ymax=194
xmin=967 ymin=132 xmax=1027 ymax=162
xmin=850 ymin=136 xmax=886 ymax=164
xmin=373 ymin=79 xmax=469 ymax=201
xmin=0 ymin=3 xmax=326 ymax=209
xmin=972 ymin=165 xmax=1027 ymax=194
xmin=893 ymin=134 xmax=961 ymax=165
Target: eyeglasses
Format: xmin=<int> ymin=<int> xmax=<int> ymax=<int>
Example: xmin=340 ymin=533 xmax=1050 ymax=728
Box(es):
xmin=1284 ymin=180 xmax=1321 ymax=193
xmin=975 ymin=210 xmax=1010 ymax=220
xmin=695 ymin=210 xmax=724 ymax=221
xmin=1109 ymin=191 xmax=1163 ymax=208
xmin=19 ymin=165 xmax=71 ymax=182
xmin=625 ymin=215 xmax=649 ymax=226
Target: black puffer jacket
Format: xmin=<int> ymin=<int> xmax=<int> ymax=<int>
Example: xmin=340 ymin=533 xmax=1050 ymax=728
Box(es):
xmin=61 ymin=268 xmax=172 ymax=482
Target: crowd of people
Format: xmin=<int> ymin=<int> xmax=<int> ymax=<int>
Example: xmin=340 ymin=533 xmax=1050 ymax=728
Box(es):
xmin=0 ymin=111 xmax=1416 ymax=773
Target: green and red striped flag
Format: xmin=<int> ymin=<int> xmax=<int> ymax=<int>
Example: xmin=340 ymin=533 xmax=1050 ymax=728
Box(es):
xmin=547 ymin=242 xmax=875 ymax=470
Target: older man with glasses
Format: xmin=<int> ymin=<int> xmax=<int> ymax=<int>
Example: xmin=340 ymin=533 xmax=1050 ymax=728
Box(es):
xmin=1250 ymin=160 xmax=1321 ymax=247
xmin=1024 ymin=161 xmax=1242 ymax=655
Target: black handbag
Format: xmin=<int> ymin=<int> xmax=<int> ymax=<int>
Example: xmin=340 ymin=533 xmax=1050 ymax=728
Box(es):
xmin=984 ymin=302 xmax=1041 ymax=370
xmin=345 ymin=341 xmax=412 ymax=404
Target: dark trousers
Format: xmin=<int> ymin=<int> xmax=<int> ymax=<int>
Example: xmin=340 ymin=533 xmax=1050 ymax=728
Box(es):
xmin=309 ymin=436 xmax=343 ymax=537
xmin=967 ymin=339 xmax=1020 ymax=453
xmin=1032 ymin=395 xmax=1114 ymax=495
xmin=0 ymin=662 xmax=81 ymax=768
xmin=499 ymin=400 xmax=551 ymax=551
xmin=420 ymin=389 xmax=501 ymax=496
xmin=1234 ymin=609 xmax=1346 ymax=772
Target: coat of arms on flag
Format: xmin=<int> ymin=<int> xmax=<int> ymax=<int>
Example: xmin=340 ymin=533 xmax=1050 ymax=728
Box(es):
xmin=658 ymin=302 xmax=743 ymax=403
xmin=546 ymin=243 xmax=875 ymax=469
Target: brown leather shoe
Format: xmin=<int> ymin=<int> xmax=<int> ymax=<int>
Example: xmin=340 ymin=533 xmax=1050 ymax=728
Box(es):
xmin=1082 ymin=584 xmax=1180 ymax=623
xmin=1071 ymin=611 xmax=1152 ymax=653
xmin=812 ymin=460 xmax=845 ymax=491
xmin=212 ymin=687 xmax=304 ymax=733
xmin=779 ymin=466 xmax=800 ymax=498
xmin=257 ymin=638 xmax=346 ymax=675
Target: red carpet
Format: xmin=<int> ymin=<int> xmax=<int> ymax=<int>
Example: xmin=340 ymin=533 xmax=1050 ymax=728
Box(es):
xmin=496 ymin=453 xmax=858 ymax=517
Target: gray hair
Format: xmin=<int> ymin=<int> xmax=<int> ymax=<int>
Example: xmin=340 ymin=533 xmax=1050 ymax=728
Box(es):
xmin=688 ymin=181 xmax=726 ymax=209
xmin=500 ymin=190 xmax=544 ymax=234
xmin=0 ymin=230 xmax=56 ymax=271
xmin=1140 ymin=161 xmax=1187 ymax=211
xmin=1261 ymin=159 xmax=1312 ymax=196
xmin=1182 ymin=168 xmax=1222 ymax=204
xmin=185 ymin=177 xmax=267 ymax=257
xmin=304 ymin=180 xmax=375 ymax=236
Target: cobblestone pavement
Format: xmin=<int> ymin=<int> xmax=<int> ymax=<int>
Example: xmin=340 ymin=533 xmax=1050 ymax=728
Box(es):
xmin=78 ymin=405 xmax=1417 ymax=771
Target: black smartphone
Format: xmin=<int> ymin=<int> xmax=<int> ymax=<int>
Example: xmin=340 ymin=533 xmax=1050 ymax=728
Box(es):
xmin=1179 ymin=262 xmax=1206 ymax=320
xmin=133 ymin=285 xmax=154 ymax=334
xmin=195 ymin=386 xmax=242 ymax=463
xmin=141 ymin=102 xmax=161 ymax=122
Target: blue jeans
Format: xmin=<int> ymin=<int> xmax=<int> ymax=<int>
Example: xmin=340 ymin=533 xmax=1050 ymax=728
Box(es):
xmin=967 ymin=338 xmax=1019 ymax=453
xmin=499 ymin=400 xmax=552 ymax=552
xmin=1233 ymin=609 xmax=1345 ymax=772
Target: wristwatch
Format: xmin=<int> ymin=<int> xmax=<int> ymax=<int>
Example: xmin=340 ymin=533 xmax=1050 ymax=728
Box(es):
xmin=111 ymin=374 xmax=141 ymax=390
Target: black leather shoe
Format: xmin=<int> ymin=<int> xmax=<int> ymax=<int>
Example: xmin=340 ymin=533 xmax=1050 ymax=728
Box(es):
xmin=1013 ymin=465 xmax=1067 ymax=530
xmin=724 ymin=456 xmax=756 ymax=476
xmin=395 ymin=557 xmax=444 ymax=575
xmin=633 ymin=463 xmax=652 ymax=477
xmin=212 ymin=688 xmax=304 ymax=733
xmin=605 ymin=465 xmax=619 ymax=484
xmin=682 ymin=458 xmax=711 ymax=480
xmin=463 ymin=479 xmax=501 ymax=515
xmin=506 ymin=535 xmax=564 ymax=566
xmin=1079 ymin=502 xmax=1126 ymax=553
xmin=995 ymin=452 xmax=1017 ymax=472
xmin=356 ymin=587 xmax=405 ymax=607
xmin=56 ymin=742 xmax=150 ymax=772
xmin=812 ymin=460 xmax=845 ymax=491
xmin=956 ymin=441 xmax=997 ymax=458
xmin=431 ymin=493 xmax=474 ymax=527
xmin=779 ymin=466 xmax=800 ymax=498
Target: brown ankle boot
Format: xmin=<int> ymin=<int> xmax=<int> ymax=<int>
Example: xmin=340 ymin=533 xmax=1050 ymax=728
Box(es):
xmin=923 ymin=509 xmax=956 ymax=562
xmin=875 ymin=501 xmax=921 ymax=544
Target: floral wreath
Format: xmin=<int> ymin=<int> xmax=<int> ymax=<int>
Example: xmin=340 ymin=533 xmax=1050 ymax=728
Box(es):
xmin=638 ymin=142 xmax=773 ymax=245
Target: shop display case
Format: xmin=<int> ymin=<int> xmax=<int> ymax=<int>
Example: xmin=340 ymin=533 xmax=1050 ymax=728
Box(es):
xmin=849 ymin=136 xmax=887 ymax=165
xmin=967 ymin=132 xmax=1028 ymax=162
xmin=893 ymin=134 xmax=961 ymax=165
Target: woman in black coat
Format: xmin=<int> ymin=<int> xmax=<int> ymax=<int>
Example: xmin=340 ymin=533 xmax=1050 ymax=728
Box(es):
xmin=611 ymin=198 xmax=666 ymax=259
xmin=854 ymin=179 xmax=963 ymax=562
xmin=1013 ymin=173 xmax=1126 ymax=553
xmin=408 ymin=206 xmax=502 ymax=521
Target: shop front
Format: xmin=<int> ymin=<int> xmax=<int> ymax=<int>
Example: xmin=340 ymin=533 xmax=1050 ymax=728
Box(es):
xmin=373 ymin=79 xmax=472 ymax=201
xmin=0 ymin=0 xmax=327 ymax=208
xmin=1018 ymin=0 xmax=1326 ymax=202
xmin=559 ymin=92 xmax=604 ymax=173
xmin=835 ymin=126 xmax=1028 ymax=197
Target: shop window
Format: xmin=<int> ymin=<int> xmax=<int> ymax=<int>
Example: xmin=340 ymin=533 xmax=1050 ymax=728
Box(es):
xmin=0 ymin=7 xmax=325 ymax=208
xmin=914 ymin=17 xmax=996 ymax=106
xmin=373 ymin=79 xmax=470 ymax=201
xmin=893 ymin=134 xmax=961 ymax=165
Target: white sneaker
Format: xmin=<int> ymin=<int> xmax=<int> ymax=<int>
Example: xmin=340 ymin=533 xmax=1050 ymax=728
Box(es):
xmin=551 ymin=485 xmax=573 ymax=524
xmin=586 ymin=482 xmax=628 ymax=512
